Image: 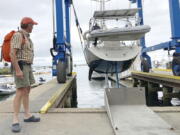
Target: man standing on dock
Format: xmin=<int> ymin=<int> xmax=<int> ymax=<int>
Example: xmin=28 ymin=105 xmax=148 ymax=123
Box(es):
xmin=10 ymin=17 xmax=40 ymax=133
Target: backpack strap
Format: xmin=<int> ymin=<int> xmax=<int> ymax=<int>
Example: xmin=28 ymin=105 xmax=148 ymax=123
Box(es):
xmin=0 ymin=47 xmax=2 ymax=62
xmin=17 ymin=31 xmax=26 ymax=60
xmin=17 ymin=31 xmax=26 ymax=46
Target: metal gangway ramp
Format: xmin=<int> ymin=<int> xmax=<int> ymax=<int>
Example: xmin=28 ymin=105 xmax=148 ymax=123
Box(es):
xmin=105 ymin=87 xmax=177 ymax=135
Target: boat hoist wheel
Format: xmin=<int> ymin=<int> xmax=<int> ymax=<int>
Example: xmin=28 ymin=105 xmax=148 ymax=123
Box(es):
xmin=141 ymin=58 xmax=150 ymax=72
xmin=57 ymin=60 xmax=67 ymax=83
xmin=172 ymin=52 xmax=180 ymax=76
xmin=67 ymin=55 xmax=73 ymax=76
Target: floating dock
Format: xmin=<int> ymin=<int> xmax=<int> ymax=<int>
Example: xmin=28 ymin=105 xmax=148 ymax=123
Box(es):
xmin=0 ymin=73 xmax=180 ymax=135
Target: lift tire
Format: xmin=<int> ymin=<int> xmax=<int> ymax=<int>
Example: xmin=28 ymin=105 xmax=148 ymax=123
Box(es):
xmin=172 ymin=58 xmax=180 ymax=76
xmin=57 ymin=61 xmax=66 ymax=83
xmin=172 ymin=53 xmax=180 ymax=76
xmin=67 ymin=55 xmax=73 ymax=76
xmin=141 ymin=59 xmax=150 ymax=72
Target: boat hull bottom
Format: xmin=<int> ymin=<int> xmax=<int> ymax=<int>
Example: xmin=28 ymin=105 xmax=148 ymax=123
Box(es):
xmin=88 ymin=59 xmax=135 ymax=74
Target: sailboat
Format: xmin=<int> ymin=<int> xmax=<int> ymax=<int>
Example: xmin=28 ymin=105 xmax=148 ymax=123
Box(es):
xmin=83 ymin=0 xmax=151 ymax=80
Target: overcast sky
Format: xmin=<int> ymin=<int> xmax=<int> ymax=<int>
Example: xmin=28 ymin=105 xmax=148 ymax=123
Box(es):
xmin=0 ymin=0 xmax=172 ymax=66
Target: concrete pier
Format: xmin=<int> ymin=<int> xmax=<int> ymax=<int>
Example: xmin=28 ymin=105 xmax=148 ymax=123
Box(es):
xmin=0 ymin=73 xmax=180 ymax=135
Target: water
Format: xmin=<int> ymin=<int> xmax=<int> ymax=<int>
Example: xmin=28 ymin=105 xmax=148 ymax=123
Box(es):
xmin=74 ymin=65 xmax=105 ymax=108
xmin=0 ymin=76 xmax=13 ymax=84
xmin=0 ymin=67 xmax=53 ymax=101
xmin=0 ymin=95 xmax=12 ymax=101
xmin=0 ymin=67 xmax=53 ymax=84
xmin=1 ymin=65 xmax=179 ymax=108
xmin=0 ymin=66 xmax=106 ymax=108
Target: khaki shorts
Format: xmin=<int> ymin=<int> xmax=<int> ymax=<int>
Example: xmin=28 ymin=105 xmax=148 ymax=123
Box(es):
xmin=14 ymin=65 xmax=35 ymax=89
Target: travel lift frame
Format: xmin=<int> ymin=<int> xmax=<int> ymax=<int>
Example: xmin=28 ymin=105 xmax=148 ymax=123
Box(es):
xmin=51 ymin=0 xmax=73 ymax=83
xmin=49 ymin=1 xmax=178 ymax=134
xmin=130 ymin=0 xmax=180 ymax=75
xmin=51 ymin=0 xmax=180 ymax=82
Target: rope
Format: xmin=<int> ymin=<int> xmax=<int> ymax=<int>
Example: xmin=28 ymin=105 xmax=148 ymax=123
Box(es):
xmin=71 ymin=1 xmax=84 ymax=51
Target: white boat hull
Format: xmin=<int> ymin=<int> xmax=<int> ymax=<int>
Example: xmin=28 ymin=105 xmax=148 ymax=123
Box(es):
xmin=84 ymin=42 xmax=140 ymax=73
xmin=0 ymin=84 xmax=16 ymax=95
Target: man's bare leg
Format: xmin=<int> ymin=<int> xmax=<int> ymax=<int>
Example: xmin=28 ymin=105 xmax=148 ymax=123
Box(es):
xmin=22 ymin=86 xmax=40 ymax=122
xmin=22 ymin=86 xmax=31 ymax=119
xmin=13 ymin=88 xmax=25 ymax=124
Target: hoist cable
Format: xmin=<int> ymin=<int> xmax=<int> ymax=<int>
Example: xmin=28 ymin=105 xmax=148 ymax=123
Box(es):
xmin=71 ymin=1 xmax=84 ymax=51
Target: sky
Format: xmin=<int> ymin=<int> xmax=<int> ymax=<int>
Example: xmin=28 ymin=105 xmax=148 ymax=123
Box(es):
xmin=0 ymin=0 xmax=173 ymax=66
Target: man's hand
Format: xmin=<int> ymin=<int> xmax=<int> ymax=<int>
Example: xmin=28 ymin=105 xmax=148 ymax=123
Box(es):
xmin=16 ymin=70 xmax=24 ymax=79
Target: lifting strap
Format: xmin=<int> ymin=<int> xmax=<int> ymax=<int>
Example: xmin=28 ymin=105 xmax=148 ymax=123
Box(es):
xmin=72 ymin=1 xmax=84 ymax=47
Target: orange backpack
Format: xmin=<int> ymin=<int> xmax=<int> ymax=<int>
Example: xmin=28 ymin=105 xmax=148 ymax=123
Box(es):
xmin=1 ymin=31 xmax=25 ymax=62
